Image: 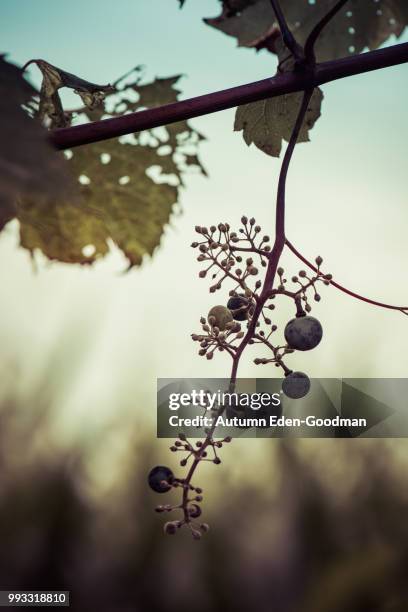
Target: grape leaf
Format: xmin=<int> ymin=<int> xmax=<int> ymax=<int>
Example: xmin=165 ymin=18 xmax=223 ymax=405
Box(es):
xmin=0 ymin=56 xmax=72 ymax=229
xmin=234 ymin=88 xmax=323 ymax=157
xmin=234 ymin=36 xmax=324 ymax=156
xmin=18 ymin=141 xmax=178 ymax=266
xmin=205 ymin=0 xmax=408 ymax=62
xmin=15 ymin=69 xmax=206 ymax=268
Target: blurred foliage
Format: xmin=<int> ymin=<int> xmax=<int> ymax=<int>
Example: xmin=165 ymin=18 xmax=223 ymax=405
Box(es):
xmin=1 ymin=59 xmax=206 ymax=268
xmin=0 ymin=56 xmax=71 ymax=232
xmin=0 ymin=371 xmax=408 ymax=612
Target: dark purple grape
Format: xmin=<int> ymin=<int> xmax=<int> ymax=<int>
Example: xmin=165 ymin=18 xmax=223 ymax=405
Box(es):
xmin=282 ymin=372 xmax=311 ymax=399
xmin=227 ymin=295 xmax=249 ymax=321
xmin=148 ymin=466 xmax=174 ymax=493
xmin=227 ymin=295 xmax=247 ymax=310
xmin=188 ymin=503 xmax=202 ymax=518
xmin=284 ymin=316 xmax=323 ymax=351
xmin=164 ymin=521 xmax=178 ymax=535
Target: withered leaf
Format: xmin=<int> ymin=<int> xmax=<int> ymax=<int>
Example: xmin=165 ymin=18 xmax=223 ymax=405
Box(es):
xmin=25 ymin=59 xmax=114 ymax=128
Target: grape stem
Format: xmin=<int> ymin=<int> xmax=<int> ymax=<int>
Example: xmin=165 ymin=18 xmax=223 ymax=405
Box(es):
xmin=285 ymin=239 xmax=408 ymax=315
xmin=304 ymin=0 xmax=351 ymax=62
xmin=269 ymin=0 xmax=303 ymax=62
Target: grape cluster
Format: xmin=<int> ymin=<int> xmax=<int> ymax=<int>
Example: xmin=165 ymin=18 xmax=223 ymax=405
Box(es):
xmin=152 ymin=219 xmax=333 ymax=537
xmin=191 ymin=218 xmax=271 ymax=295
xmin=148 ymin=433 xmax=232 ymax=539
xmin=191 ymin=219 xmax=332 ymax=400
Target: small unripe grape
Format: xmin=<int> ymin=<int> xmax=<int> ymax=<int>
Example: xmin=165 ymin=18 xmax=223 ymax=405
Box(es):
xmin=188 ymin=503 xmax=202 ymax=518
xmin=191 ymin=529 xmax=202 ymax=540
xmin=164 ymin=521 xmax=178 ymax=535
xmin=208 ymin=305 xmax=233 ymax=331
xmin=284 ymin=316 xmax=323 ymax=351
xmin=282 ymin=371 xmax=311 ymax=399
xmin=148 ymin=466 xmax=174 ymax=493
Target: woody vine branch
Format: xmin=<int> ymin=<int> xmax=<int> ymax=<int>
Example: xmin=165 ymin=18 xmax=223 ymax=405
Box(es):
xmin=50 ymin=42 xmax=408 ymax=150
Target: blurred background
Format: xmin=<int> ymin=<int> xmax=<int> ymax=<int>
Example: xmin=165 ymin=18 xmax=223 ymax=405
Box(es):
xmin=1 ymin=1 xmax=408 ymax=610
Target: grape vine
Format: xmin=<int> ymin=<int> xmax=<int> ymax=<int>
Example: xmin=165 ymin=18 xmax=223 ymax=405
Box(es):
xmin=148 ymin=0 xmax=408 ymax=538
